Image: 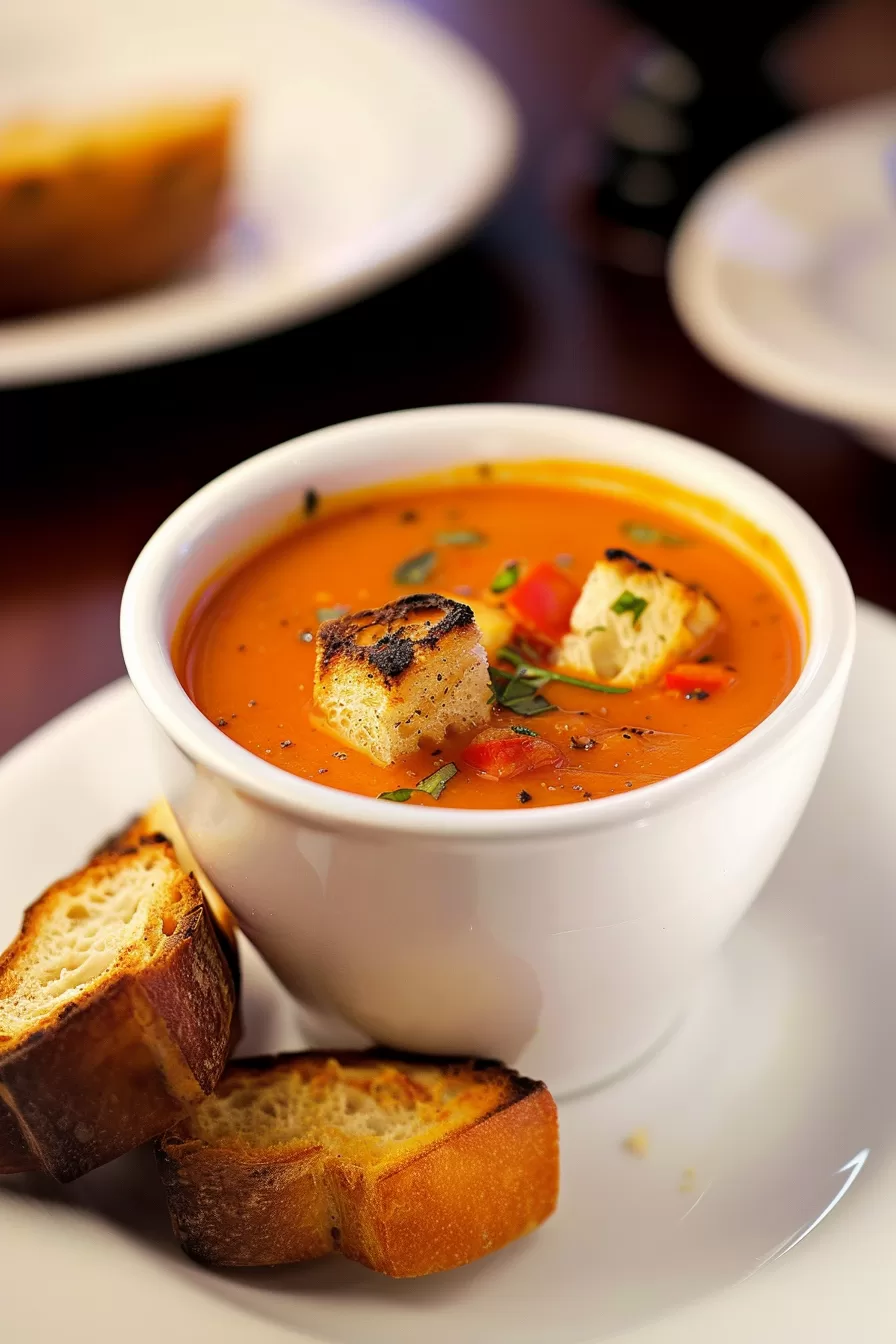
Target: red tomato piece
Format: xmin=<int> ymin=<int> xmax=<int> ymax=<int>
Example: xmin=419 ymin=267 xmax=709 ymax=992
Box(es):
xmin=462 ymin=727 xmax=565 ymax=781
xmin=664 ymin=662 xmax=736 ymax=693
xmin=506 ymin=562 xmax=580 ymax=644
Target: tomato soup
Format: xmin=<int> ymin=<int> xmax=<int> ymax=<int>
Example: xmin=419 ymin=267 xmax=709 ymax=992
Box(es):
xmin=175 ymin=463 xmax=803 ymax=810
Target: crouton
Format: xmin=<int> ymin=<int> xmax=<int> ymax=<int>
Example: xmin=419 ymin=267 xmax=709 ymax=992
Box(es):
xmin=314 ymin=594 xmax=492 ymax=766
xmin=462 ymin=598 xmax=514 ymax=657
xmin=557 ymin=548 xmax=719 ymax=688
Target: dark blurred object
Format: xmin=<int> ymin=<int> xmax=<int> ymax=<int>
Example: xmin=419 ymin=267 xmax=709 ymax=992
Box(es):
xmin=585 ymin=1 xmax=818 ymax=272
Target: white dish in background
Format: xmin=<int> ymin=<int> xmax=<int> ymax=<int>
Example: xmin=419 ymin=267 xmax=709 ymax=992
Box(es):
xmin=669 ymin=96 xmax=896 ymax=456
xmin=0 ymin=0 xmax=518 ymax=386
xmin=2 ymin=601 xmax=896 ymax=1343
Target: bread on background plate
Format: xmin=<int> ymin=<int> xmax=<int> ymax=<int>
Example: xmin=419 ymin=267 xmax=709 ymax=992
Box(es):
xmin=0 ymin=833 xmax=238 ymax=1182
xmin=157 ymin=1050 xmax=559 ymax=1277
xmin=0 ymin=98 xmax=236 ymax=318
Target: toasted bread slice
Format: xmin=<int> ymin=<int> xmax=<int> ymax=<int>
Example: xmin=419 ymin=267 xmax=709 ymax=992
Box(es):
xmin=314 ymin=595 xmax=492 ymax=766
xmin=558 ymin=548 xmax=719 ymax=688
xmin=109 ymin=799 xmax=240 ymax=996
xmin=0 ymin=98 xmax=236 ymax=317
xmin=0 ymin=838 xmax=237 ymax=1182
xmin=157 ymin=1051 xmax=559 ymax=1277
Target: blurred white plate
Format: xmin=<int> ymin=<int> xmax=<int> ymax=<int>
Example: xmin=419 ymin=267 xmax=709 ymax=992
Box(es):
xmin=0 ymin=0 xmax=518 ymax=385
xmin=670 ymin=97 xmax=896 ymax=455
xmin=4 ymin=602 xmax=896 ymax=1342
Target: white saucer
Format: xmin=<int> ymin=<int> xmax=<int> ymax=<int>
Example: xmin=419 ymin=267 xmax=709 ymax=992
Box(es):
xmin=3 ymin=602 xmax=896 ymax=1343
xmin=670 ymin=97 xmax=896 ymax=455
xmin=0 ymin=0 xmax=517 ymax=386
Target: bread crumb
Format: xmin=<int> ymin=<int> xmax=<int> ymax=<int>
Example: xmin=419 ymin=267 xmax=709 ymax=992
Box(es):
xmin=622 ymin=1127 xmax=649 ymax=1158
xmin=679 ymin=1166 xmax=697 ymax=1192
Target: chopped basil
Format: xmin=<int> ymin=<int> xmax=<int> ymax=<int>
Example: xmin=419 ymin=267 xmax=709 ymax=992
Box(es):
xmin=304 ymin=488 xmax=319 ymax=517
xmin=611 ymin=590 xmax=648 ymax=625
xmin=394 ymin=550 xmax=437 ymax=585
xmin=316 ymin=604 xmax=350 ymax=623
xmin=510 ymin=725 xmax=539 ymax=737
xmin=497 ymin=646 xmax=630 ymax=696
xmin=621 ymin=520 xmax=690 ymax=547
xmin=490 ymin=561 xmax=520 ymax=594
xmin=489 ymin=666 xmax=555 ymax=716
xmin=436 ymin=530 xmax=486 ymax=547
xmin=378 ymin=761 xmax=458 ymax=803
xmin=416 ymin=762 xmax=458 ymax=799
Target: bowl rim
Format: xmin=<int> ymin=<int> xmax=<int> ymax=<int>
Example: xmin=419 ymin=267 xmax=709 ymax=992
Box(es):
xmin=120 ymin=403 xmax=855 ymax=841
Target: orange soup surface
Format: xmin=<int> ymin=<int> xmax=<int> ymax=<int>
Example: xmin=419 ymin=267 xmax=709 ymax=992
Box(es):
xmin=176 ymin=468 xmax=803 ymax=810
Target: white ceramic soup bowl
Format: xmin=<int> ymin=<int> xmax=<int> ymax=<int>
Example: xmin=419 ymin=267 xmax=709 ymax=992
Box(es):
xmin=121 ymin=405 xmax=854 ymax=1097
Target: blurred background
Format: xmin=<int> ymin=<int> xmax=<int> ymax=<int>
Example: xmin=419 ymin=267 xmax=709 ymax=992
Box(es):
xmin=2 ymin=0 xmax=896 ymax=756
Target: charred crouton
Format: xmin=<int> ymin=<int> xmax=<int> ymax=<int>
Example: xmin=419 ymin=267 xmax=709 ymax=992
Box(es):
xmin=314 ymin=594 xmax=491 ymax=765
xmin=557 ymin=549 xmax=719 ymax=688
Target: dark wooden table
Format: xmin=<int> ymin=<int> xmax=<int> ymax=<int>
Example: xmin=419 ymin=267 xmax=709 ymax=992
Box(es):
xmin=3 ymin=0 xmax=895 ymax=758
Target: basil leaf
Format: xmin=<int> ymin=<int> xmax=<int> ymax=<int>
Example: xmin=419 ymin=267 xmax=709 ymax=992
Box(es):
xmin=510 ymin=725 xmax=539 ymax=737
xmin=316 ymin=604 xmax=350 ymax=623
xmin=490 ymin=561 xmax=520 ymax=594
xmin=622 ymin=520 xmax=690 ymax=547
xmin=497 ymin=645 xmax=630 ymax=696
xmin=377 ymin=761 xmax=459 ymax=803
xmin=489 ymin=666 xmax=555 ymax=716
xmin=416 ymin=762 xmax=458 ymax=799
xmin=610 ymin=590 xmax=648 ymax=625
xmin=436 ymin=530 xmax=486 ymax=547
xmin=394 ymin=550 xmax=437 ymax=585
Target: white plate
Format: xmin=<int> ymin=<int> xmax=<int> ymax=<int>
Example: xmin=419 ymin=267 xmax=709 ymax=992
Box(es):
xmin=670 ymin=98 xmax=896 ymax=451
xmin=0 ymin=0 xmax=518 ymax=386
xmin=2 ymin=602 xmax=896 ymax=1343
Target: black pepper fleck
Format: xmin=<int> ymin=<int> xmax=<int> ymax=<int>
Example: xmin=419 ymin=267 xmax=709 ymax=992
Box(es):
xmin=281 ymin=739 xmax=293 ymax=747
xmin=280 ymin=618 xmax=289 ymax=627
xmin=399 ymin=510 xmax=418 ymax=523
xmin=304 ymin=488 xmax=319 ymax=517
xmin=237 ymin=644 xmax=246 ymax=652
xmin=216 ymin=718 xmax=228 ymax=727
xmin=333 ymin=751 xmax=348 ymax=761
xmin=318 ymin=768 xmax=328 ymax=775
xmin=582 ymin=791 xmax=593 ymax=800
xmin=685 ymin=689 xmax=710 ymax=701
xmin=518 ymin=790 xmax=532 ymax=804
xmin=248 ymin=699 xmax=257 ymax=707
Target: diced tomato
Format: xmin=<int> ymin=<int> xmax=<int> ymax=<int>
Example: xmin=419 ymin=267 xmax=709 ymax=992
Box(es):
xmin=506 ymin=562 xmax=580 ymax=644
xmin=462 ymin=726 xmax=565 ymax=781
xmin=664 ymin=662 xmax=736 ymax=693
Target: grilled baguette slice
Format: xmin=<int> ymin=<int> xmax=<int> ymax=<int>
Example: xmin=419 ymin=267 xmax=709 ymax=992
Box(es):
xmin=0 ymin=838 xmax=237 ymax=1182
xmin=110 ymin=798 xmax=240 ymax=998
xmin=157 ymin=1051 xmax=559 ymax=1277
xmin=0 ymin=98 xmax=236 ymax=317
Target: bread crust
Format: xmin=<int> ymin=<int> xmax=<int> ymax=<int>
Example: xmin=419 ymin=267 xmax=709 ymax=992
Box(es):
xmin=157 ymin=1050 xmax=559 ymax=1277
xmin=0 ymin=840 xmax=237 ymax=1182
xmin=0 ymin=100 xmax=236 ymax=317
